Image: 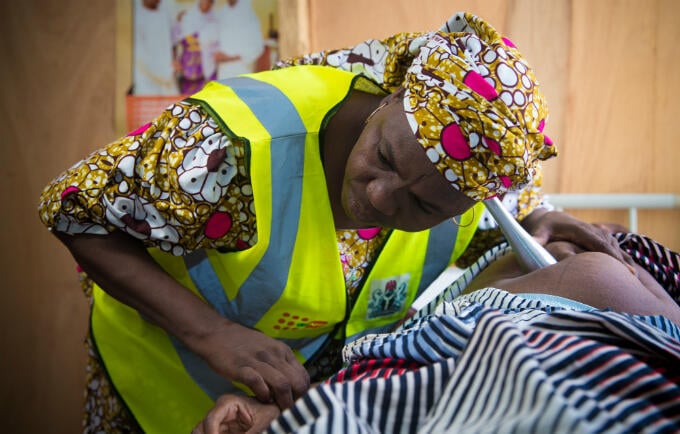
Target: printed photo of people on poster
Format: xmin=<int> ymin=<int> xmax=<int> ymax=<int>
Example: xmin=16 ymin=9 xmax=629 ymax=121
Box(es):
xmin=133 ymin=0 xmax=278 ymax=95
xmin=127 ymin=0 xmax=278 ymax=129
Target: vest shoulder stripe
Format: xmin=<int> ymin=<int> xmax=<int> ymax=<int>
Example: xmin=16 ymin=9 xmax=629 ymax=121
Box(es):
xmin=417 ymin=220 xmax=459 ymax=296
xmin=184 ymin=77 xmax=307 ymax=328
xmin=218 ymin=76 xmax=307 ymax=138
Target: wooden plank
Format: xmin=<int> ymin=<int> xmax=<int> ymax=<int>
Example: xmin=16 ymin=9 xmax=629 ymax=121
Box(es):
xmin=278 ymin=0 xmax=310 ymax=58
xmin=1 ymin=1 xmax=117 ymax=432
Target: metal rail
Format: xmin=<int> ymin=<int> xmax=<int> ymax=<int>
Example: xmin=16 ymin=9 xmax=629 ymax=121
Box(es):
xmin=546 ymin=193 xmax=680 ymax=233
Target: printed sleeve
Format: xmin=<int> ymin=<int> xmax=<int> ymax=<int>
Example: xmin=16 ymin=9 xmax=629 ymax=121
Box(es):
xmin=38 ymin=101 xmax=257 ymax=256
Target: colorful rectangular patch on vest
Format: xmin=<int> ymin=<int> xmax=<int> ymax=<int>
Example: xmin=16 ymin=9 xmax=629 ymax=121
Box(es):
xmin=366 ymin=273 xmax=410 ymax=319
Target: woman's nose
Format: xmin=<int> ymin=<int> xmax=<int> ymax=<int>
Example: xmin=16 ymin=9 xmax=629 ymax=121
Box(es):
xmin=366 ymin=176 xmax=404 ymax=216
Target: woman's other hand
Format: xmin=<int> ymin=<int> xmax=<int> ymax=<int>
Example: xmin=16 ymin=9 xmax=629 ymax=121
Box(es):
xmin=214 ymin=51 xmax=242 ymax=63
xmin=522 ymin=209 xmax=636 ymax=273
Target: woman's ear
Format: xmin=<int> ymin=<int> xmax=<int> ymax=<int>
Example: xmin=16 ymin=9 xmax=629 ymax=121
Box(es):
xmin=384 ymin=86 xmax=406 ymax=105
xmin=365 ymin=87 xmax=407 ymax=126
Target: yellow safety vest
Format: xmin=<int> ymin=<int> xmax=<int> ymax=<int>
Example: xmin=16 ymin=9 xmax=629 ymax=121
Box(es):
xmin=91 ymin=65 xmax=483 ymax=433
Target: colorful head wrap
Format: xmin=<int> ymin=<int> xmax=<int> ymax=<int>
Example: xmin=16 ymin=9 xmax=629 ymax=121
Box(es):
xmin=403 ymin=13 xmax=556 ymax=201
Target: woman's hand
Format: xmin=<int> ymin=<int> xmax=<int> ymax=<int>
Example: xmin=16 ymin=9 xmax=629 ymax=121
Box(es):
xmin=192 ymin=394 xmax=280 ymax=434
xmin=521 ymin=209 xmax=636 ymax=272
xmin=214 ymin=51 xmax=242 ymax=63
xmin=196 ymin=321 xmax=310 ymax=410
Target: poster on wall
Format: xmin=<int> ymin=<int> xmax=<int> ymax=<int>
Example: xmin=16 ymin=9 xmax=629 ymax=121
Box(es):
xmin=127 ymin=0 xmax=279 ymax=129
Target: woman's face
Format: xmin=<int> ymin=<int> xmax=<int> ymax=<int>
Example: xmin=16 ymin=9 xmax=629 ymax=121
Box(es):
xmin=342 ymin=92 xmax=477 ymax=231
xmin=199 ymin=0 xmax=214 ymax=13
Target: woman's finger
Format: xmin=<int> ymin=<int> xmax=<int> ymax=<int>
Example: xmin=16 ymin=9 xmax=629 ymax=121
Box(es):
xmin=236 ymin=366 xmax=271 ymax=404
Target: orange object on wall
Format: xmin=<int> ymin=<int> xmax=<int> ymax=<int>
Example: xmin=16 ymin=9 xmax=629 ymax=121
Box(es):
xmin=125 ymin=95 xmax=187 ymax=132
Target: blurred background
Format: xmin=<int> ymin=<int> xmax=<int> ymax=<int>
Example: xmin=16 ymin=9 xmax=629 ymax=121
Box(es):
xmin=1 ymin=0 xmax=679 ymax=432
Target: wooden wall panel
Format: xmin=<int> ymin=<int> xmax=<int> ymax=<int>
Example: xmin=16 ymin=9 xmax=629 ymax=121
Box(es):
xmin=307 ymin=0 xmax=680 ymax=250
xmin=557 ymin=0 xmax=680 ymax=247
xmin=0 ymin=1 xmax=116 ymax=432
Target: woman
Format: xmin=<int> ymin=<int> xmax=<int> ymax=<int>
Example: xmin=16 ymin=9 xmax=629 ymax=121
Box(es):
xmin=174 ymin=0 xmax=220 ymax=93
xmin=38 ymin=12 xmax=631 ymax=433
xmin=133 ymin=0 xmax=178 ymax=95
xmin=214 ymin=0 xmax=264 ymax=79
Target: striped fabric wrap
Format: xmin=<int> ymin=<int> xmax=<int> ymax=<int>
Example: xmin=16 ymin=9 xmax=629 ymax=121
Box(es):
xmin=267 ymin=237 xmax=680 ymax=433
xmin=616 ymin=232 xmax=680 ymax=301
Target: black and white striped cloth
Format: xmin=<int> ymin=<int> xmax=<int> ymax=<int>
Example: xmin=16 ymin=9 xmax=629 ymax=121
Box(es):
xmin=267 ymin=237 xmax=680 ymax=434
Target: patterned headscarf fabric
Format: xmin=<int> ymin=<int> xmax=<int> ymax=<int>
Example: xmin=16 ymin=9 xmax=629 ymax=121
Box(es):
xmin=276 ymin=12 xmax=556 ymax=202
xmin=403 ymin=13 xmax=556 ymax=201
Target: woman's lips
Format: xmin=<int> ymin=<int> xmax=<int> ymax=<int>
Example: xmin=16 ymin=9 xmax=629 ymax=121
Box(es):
xmin=345 ymin=181 xmax=378 ymax=225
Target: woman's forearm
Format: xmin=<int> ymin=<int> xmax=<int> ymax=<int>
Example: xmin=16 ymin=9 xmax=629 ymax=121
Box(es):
xmin=56 ymin=230 xmax=312 ymax=406
xmin=55 ymin=230 xmax=228 ymax=352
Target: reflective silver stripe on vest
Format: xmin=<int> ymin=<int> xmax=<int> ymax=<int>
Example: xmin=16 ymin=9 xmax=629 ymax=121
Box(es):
xmin=416 ymin=219 xmax=459 ymax=296
xmin=280 ymin=334 xmax=329 ymax=360
xmin=183 ymin=250 xmax=230 ymax=316
xmin=184 ymin=77 xmax=305 ymax=325
xmin=174 ymin=77 xmax=307 ymax=399
xmin=169 ymin=335 xmax=238 ymax=400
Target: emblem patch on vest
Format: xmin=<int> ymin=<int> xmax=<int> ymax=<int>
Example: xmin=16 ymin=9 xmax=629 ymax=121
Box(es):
xmin=366 ymin=273 xmax=410 ymax=319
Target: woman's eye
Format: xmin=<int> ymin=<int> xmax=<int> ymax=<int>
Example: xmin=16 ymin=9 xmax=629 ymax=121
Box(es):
xmin=413 ymin=194 xmax=432 ymax=213
xmin=377 ymin=146 xmax=392 ymax=169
